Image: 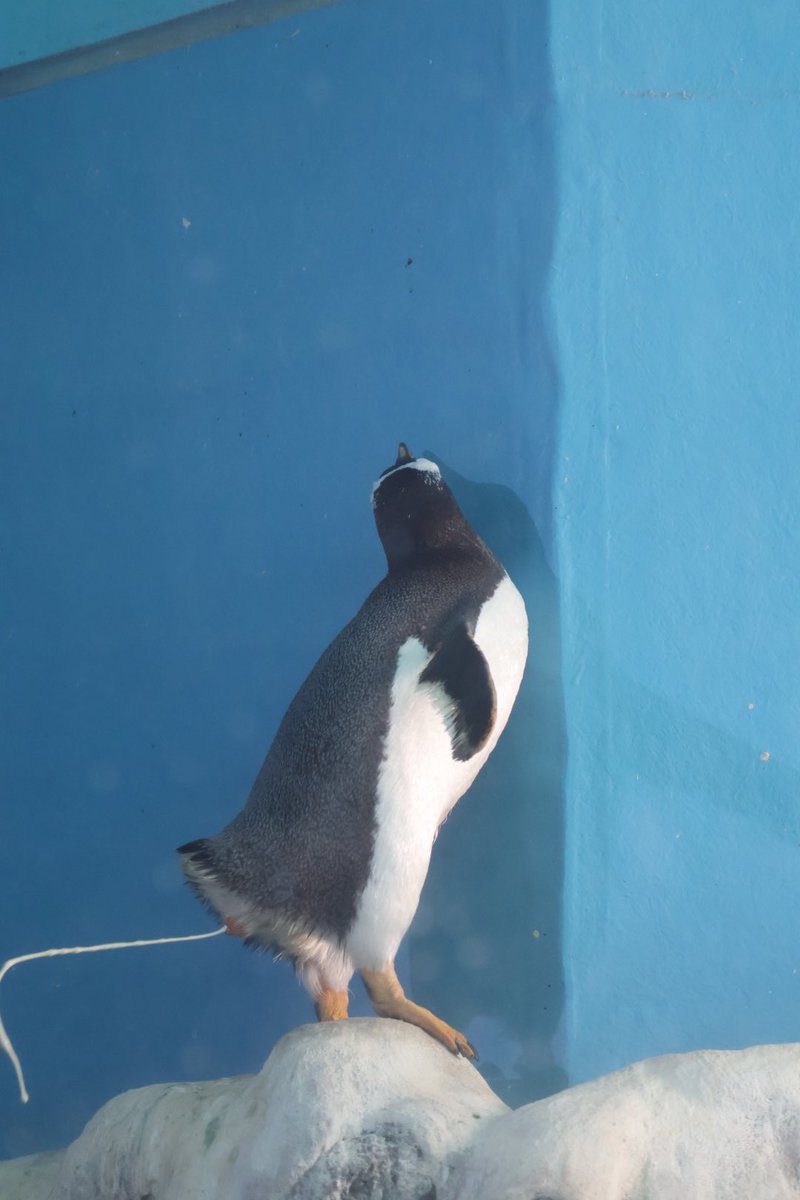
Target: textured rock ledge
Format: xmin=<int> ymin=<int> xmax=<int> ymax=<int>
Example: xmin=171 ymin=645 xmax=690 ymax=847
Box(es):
xmin=1 ymin=1021 xmax=799 ymax=1199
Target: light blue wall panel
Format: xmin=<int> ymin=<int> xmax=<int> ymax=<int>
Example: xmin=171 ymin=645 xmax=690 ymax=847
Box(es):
xmin=552 ymin=0 xmax=800 ymax=1082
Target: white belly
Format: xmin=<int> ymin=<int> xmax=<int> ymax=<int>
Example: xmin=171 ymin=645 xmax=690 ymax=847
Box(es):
xmin=345 ymin=573 xmax=528 ymax=970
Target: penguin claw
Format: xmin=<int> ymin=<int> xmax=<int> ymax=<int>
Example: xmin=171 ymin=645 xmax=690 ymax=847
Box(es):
xmin=455 ymin=1036 xmax=479 ymax=1062
xmin=359 ymin=967 xmax=479 ymax=1064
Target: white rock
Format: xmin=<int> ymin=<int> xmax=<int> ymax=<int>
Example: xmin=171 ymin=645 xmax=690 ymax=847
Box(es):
xmin=453 ymin=1042 xmax=800 ymax=1200
xmin=47 ymin=1018 xmax=503 ymax=1200
xmin=1 ymin=1026 xmax=798 ymax=1200
xmin=0 ymin=1149 xmax=64 ymax=1199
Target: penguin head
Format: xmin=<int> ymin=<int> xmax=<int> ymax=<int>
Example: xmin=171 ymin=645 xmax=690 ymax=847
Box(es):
xmin=371 ymin=443 xmax=481 ymax=568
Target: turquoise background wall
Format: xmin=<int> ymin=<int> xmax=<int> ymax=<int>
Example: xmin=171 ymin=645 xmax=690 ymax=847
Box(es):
xmin=0 ymin=0 xmax=560 ymax=1157
xmin=1 ymin=0 xmax=798 ymax=1162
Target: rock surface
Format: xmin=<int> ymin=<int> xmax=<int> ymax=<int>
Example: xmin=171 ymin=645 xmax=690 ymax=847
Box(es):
xmin=1 ymin=1021 xmax=798 ymax=1199
xmin=454 ymin=1041 xmax=800 ymax=1200
xmin=0 ymin=1150 xmax=64 ymax=1199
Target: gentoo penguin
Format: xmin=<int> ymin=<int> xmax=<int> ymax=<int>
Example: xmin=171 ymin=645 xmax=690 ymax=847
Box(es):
xmin=178 ymin=444 xmax=527 ymax=1058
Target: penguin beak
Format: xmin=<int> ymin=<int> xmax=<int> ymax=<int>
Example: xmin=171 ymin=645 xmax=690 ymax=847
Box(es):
xmin=375 ymin=443 xmax=418 ymax=486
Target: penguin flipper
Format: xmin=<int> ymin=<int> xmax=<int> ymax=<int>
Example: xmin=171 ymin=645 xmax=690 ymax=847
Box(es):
xmin=419 ymin=622 xmax=497 ymax=761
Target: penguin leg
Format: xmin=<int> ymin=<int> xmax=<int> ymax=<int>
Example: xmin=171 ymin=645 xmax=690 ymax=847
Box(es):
xmin=314 ymin=988 xmax=350 ymax=1022
xmin=360 ymin=963 xmax=478 ymax=1061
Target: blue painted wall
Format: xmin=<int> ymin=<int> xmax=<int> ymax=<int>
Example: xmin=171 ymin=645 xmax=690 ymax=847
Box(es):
xmin=0 ymin=0 xmax=221 ymax=68
xmin=0 ymin=0 xmax=560 ymax=1156
xmin=552 ymin=2 xmax=800 ymax=1081
xmin=1 ymin=0 xmax=798 ymax=1162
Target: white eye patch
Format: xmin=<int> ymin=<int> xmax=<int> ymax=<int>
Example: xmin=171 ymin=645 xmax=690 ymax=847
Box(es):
xmin=371 ymin=458 xmax=441 ymax=500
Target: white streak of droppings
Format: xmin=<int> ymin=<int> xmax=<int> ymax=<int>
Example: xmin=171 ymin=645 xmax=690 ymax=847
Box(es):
xmin=346 ymin=574 xmax=528 ymax=970
xmin=0 ymin=928 xmax=225 ymax=1105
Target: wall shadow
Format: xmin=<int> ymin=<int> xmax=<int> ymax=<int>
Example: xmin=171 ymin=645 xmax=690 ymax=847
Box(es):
xmin=402 ymin=0 xmax=566 ymax=1108
xmin=408 ymin=462 xmax=568 ymax=1105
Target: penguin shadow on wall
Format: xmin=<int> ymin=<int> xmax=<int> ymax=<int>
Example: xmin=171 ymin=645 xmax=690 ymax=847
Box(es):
xmin=408 ymin=457 xmax=568 ymax=1105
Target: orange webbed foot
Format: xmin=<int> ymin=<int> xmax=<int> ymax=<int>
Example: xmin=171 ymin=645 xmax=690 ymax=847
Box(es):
xmin=360 ymin=964 xmax=478 ymax=1061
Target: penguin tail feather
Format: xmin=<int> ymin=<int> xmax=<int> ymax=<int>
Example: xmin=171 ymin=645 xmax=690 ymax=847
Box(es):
xmin=177 ymin=838 xmax=228 ymax=902
xmin=177 ymin=838 xmax=241 ymax=931
xmin=176 ymin=837 xmax=216 ymax=872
